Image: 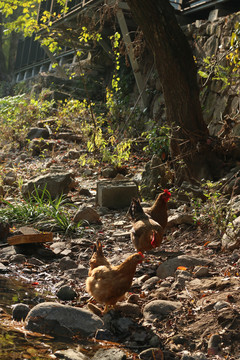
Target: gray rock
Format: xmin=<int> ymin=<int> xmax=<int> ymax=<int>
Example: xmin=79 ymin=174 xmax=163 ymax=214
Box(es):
xmin=194 ymin=266 xmax=209 ymax=277
xmin=181 ymin=351 xmax=194 ymax=360
xmin=29 ymin=138 xmax=57 ymax=156
xmin=91 ymin=348 xmax=127 ymax=360
xmin=9 ymin=254 xmax=26 ymax=264
xmin=214 ymin=301 xmax=230 ymax=311
xmin=56 ymin=132 xmax=82 ymax=143
xmin=167 ymin=213 xmax=194 ymax=228
xmin=12 ymin=303 xmax=30 ymax=321
xmin=115 ymin=303 xmax=142 ymax=318
xmin=61 ymin=249 xmax=72 ymax=257
xmin=0 ymin=262 xmax=7 ymax=273
xmin=142 ymin=276 xmax=159 ymax=291
xmin=56 ymin=285 xmax=77 ymax=301
xmin=50 ymin=241 xmax=66 ymax=255
xmin=66 ymin=265 xmax=88 ymax=279
xmin=143 ymin=300 xmax=182 ymax=321
xmin=156 ymin=255 xmax=212 ymax=279
xmin=132 ymin=330 xmax=147 ymax=342
xmin=59 ymin=257 xmax=78 ymax=271
xmin=192 ymin=353 xmax=207 ymax=360
xmin=95 ymin=329 xmax=116 ymax=342
xmin=221 ymin=215 xmax=240 ymax=250
xmin=101 ymin=167 xmax=117 ymax=178
xmin=0 ymin=245 xmax=16 ymax=258
xmin=115 ymin=317 xmax=134 ymax=332
xmin=227 ymin=195 xmax=240 ymax=217
xmin=149 ymin=335 xmax=162 ymax=347
xmin=27 ymin=127 xmax=50 ymax=140
xmin=22 ymin=172 xmax=74 ymax=199
xmin=176 ymin=269 xmax=192 ymax=278
xmin=73 ymin=206 xmax=102 ymax=225
xmin=203 ymin=35 xmax=219 ymax=57
xmin=54 ymin=348 xmax=90 ymax=360
xmin=28 ymin=257 xmax=45 ymax=266
xmin=25 ymin=302 xmax=103 ymax=337
xmin=208 ymin=334 xmax=221 ymax=355
xmin=171 ymin=276 xmax=188 ymax=290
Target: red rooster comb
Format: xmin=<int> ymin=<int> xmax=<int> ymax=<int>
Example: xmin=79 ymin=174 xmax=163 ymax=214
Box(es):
xmin=164 ymin=189 xmax=171 ymax=198
xmin=138 ymin=252 xmax=144 ymax=258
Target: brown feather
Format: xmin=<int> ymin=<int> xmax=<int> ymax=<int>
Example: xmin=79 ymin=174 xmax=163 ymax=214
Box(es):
xmin=128 ymin=198 xmax=164 ymax=252
xmin=86 ymin=253 xmax=143 ymax=309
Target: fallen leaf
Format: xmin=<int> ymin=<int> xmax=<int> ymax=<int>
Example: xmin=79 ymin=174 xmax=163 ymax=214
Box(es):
xmin=177 ymin=266 xmax=187 ymax=270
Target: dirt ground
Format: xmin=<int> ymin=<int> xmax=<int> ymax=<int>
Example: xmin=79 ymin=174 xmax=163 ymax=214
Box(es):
xmin=0 ymin=149 xmax=240 ymax=360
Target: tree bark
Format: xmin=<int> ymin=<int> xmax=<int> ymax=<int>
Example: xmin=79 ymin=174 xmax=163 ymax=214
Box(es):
xmin=126 ymin=0 xmax=222 ymax=183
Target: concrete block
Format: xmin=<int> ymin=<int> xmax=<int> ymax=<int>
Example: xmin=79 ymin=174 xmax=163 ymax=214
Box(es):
xmin=97 ymin=180 xmax=139 ymax=209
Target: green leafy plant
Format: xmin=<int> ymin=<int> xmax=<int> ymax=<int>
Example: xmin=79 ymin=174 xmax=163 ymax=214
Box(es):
xmin=198 ymin=55 xmax=232 ymax=90
xmin=197 ymin=23 xmax=240 ymax=91
xmin=142 ymin=124 xmax=170 ymax=160
xmin=191 ymin=181 xmax=237 ymax=235
xmin=57 ymin=97 xmax=132 ymax=168
xmin=0 ymin=94 xmax=55 ymax=147
xmin=0 ymin=186 xmax=81 ymax=233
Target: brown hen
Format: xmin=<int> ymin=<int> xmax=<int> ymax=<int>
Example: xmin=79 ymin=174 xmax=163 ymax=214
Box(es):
xmin=128 ymin=198 xmax=164 ymax=252
xmin=143 ymin=189 xmax=171 ymax=229
xmin=86 ymin=252 xmax=144 ymax=313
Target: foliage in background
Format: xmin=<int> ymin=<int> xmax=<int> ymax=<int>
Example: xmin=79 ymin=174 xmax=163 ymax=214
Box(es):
xmin=198 ymin=21 xmax=240 ymax=90
xmin=198 ymin=55 xmax=232 ymax=90
xmin=57 ymin=97 xmax=132 ymax=167
xmin=142 ymin=123 xmax=170 ymax=160
xmin=191 ymin=181 xmax=237 ymax=236
xmin=0 ymin=94 xmax=55 ymax=147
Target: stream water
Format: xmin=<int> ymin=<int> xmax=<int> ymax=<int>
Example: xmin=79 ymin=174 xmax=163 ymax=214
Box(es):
xmin=0 ymin=275 xmax=100 ymax=360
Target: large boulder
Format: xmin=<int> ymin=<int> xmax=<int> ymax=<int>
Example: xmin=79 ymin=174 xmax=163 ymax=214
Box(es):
xmin=22 ymin=172 xmax=75 ymax=199
xmin=143 ymin=300 xmax=182 ymax=322
xmin=156 ymin=255 xmax=212 ymax=279
xmin=25 ymin=302 xmax=103 ymax=337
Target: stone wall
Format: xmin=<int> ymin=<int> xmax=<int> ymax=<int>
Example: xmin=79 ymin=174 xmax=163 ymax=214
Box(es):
xmin=145 ymin=11 xmax=240 ymax=137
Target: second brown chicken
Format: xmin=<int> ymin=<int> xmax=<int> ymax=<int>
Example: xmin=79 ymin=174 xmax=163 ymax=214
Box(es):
xmin=127 ymin=198 xmax=164 ymax=252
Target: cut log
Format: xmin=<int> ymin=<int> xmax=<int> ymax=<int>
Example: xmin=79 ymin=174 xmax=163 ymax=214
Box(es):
xmin=7 ymin=232 xmax=53 ymax=246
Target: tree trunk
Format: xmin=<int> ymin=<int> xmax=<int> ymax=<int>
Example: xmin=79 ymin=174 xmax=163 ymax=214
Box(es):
xmin=126 ymin=0 xmax=222 ymax=184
